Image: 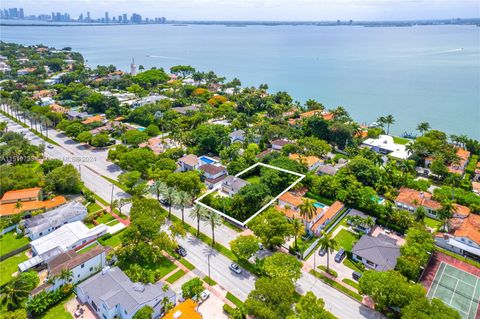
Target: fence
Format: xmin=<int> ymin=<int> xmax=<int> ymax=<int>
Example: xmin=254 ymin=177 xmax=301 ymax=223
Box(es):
xmin=0 ymin=224 xmax=17 ymax=236
xmin=0 ymin=244 xmax=30 ymax=262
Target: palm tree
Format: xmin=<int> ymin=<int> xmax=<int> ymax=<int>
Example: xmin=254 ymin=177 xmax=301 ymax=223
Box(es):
xmin=291 ymin=218 xmax=304 ymax=251
xmin=445 ymin=173 xmax=462 ymax=201
xmin=298 ymin=199 xmax=316 ymax=233
xmin=414 ymin=206 xmax=427 ymax=222
xmin=416 ymin=122 xmax=430 ymax=135
xmin=173 ymin=191 xmax=192 ymax=224
xmin=399 ymin=160 xmax=415 ymax=182
xmin=150 ymin=179 xmax=165 ymax=202
xmin=14 ymin=200 xmax=23 ymax=214
xmin=0 ymin=277 xmax=31 ymax=310
xmin=160 ymin=184 xmax=178 ymax=218
xmin=439 ymin=200 xmax=456 ymax=231
xmin=384 ymin=114 xmax=395 ymax=135
xmin=204 ymin=210 xmax=222 ymax=246
xmin=318 ymin=230 xmax=337 ymax=273
xmin=189 ymin=204 xmax=207 ymax=237
xmin=59 ymin=268 xmax=73 ymax=285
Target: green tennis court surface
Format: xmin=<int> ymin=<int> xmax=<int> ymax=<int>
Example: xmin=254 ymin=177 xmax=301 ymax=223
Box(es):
xmin=427 ymin=262 xmax=480 ymax=319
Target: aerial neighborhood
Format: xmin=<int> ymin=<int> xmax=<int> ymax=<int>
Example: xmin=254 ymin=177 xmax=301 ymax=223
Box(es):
xmin=0 ymin=42 xmax=479 ymax=319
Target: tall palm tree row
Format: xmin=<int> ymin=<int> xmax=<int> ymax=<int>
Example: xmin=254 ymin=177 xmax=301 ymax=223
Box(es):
xmin=298 ymin=198 xmax=316 ymax=233
xmin=204 ymin=210 xmax=223 ymax=246
xmin=173 ymin=191 xmax=192 ymax=224
xmin=189 ymin=204 xmax=207 ymax=236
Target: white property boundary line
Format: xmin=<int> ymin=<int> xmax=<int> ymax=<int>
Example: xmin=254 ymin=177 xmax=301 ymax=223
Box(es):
xmin=195 ymin=162 xmax=305 ymax=226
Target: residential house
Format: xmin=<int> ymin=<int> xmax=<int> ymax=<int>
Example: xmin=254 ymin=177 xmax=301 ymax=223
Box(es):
xmin=67 ymin=110 xmax=89 ymax=121
xmin=0 ymin=195 xmax=66 ymax=218
xmin=448 ymin=148 xmax=470 ymax=176
xmin=352 ymin=234 xmax=400 ymax=271
xmin=311 ymin=201 xmax=345 ymax=235
xmin=394 ymin=187 xmax=442 ymax=218
xmin=289 ymin=154 xmax=322 ymax=171
xmin=172 ymin=105 xmax=200 ymax=115
xmin=435 ymin=213 xmax=480 ymax=261
xmin=177 ymin=154 xmax=200 ymax=172
xmin=287 ymin=109 xmax=334 ymax=125
xmin=0 ymin=61 xmax=11 ymax=73
xmin=199 ymin=164 xmax=227 ymax=189
xmin=361 ymin=135 xmax=411 ymax=160
xmin=346 ymin=209 xmax=377 ymax=234
xmin=1 ymin=187 xmax=42 ymax=204
xmin=17 ymin=67 xmax=36 ymax=75
xmin=317 ymin=161 xmax=347 ymax=176
xmin=256 ymin=148 xmax=277 ymax=159
xmin=472 ymin=182 xmax=480 ymax=196
xmin=39 ymin=97 xmax=55 ymax=106
xmin=139 ymin=137 xmax=182 ymax=155
xmin=81 ymin=114 xmax=106 ymax=125
xmin=22 ymin=221 xmax=107 ymax=271
xmin=32 ymin=90 xmax=56 ymax=100
xmin=163 ymin=299 xmax=202 ymax=319
xmin=276 ymin=192 xmax=325 ymax=232
xmin=49 ymin=103 xmax=68 ymax=114
xmin=270 ymin=139 xmax=291 ymax=151
xmin=76 ymin=266 xmax=176 ymax=319
xmin=30 ymin=245 xmax=109 ymax=295
xmin=221 ymin=176 xmax=249 ymax=196
xmin=229 ymin=129 xmax=245 ymax=144
xmin=23 ymin=201 xmax=88 ymax=240
xmin=131 ymin=95 xmax=167 ymax=108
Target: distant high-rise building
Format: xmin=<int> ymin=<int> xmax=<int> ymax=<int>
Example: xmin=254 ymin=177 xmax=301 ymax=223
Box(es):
xmin=105 ymin=12 xmax=109 ymax=23
xmin=118 ymin=15 xmax=122 ymax=22
xmin=19 ymin=8 xmax=24 ymax=19
xmin=123 ymin=13 xmax=128 ymax=23
xmin=131 ymin=13 xmax=142 ymax=24
xmin=87 ymin=11 xmax=90 ymax=22
xmin=130 ymin=58 xmax=137 ymax=76
xmin=79 ymin=13 xmax=83 ymax=21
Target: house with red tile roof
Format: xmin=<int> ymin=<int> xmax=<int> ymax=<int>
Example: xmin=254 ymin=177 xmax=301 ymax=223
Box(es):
xmin=199 ymin=164 xmax=227 ymax=189
xmin=394 ymin=187 xmax=442 ymax=218
xmin=436 ymin=213 xmax=480 ymax=261
xmin=448 ymin=148 xmax=470 ymax=176
xmin=1 ymin=187 xmax=42 ymax=204
xmin=289 ymin=153 xmax=323 ymax=171
xmin=0 ymin=196 xmax=67 ymax=217
xmin=311 ymin=201 xmax=345 ymax=235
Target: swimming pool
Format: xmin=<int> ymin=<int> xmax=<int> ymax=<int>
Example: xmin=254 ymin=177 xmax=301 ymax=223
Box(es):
xmin=137 ymin=127 xmax=146 ymax=132
xmin=314 ymin=202 xmax=327 ymax=208
xmin=199 ymin=156 xmax=216 ymax=164
xmin=371 ymin=196 xmax=385 ymax=204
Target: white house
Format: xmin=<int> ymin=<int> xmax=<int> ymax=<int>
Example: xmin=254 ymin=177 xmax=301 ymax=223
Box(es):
xmin=30 ymin=245 xmax=109 ymax=295
xmin=221 ymin=176 xmax=249 ymax=196
xmin=76 ymin=267 xmax=176 ymax=319
xmin=229 ymin=130 xmax=245 ymax=144
xmin=39 ymin=97 xmax=55 ymax=106
xmin=177 ymin=154 xmax=200 ymax=171
xmin=199 ymin=164 xmax=227 ymax=189
xmin=361 ymin=135 xmax=411 ymax=160
xmin=23 ymin=201 xmax=88 ymax=240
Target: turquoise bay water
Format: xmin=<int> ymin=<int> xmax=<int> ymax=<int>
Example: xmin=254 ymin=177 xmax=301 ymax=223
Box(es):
xmin=1 ymin=24 xmax=479 ymax=138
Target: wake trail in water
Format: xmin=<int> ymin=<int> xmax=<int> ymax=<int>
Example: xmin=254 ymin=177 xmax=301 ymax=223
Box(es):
xmin=146 ymin=54 xmax=182 ymax=60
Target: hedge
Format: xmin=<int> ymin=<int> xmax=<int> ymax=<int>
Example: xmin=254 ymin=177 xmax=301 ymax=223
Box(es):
xmin=309 ymin=269 xmax=363 ymax=302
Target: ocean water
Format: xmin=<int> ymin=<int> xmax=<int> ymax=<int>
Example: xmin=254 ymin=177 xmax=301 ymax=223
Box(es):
xmin=1 ymin=24 xmax=479 ymax=138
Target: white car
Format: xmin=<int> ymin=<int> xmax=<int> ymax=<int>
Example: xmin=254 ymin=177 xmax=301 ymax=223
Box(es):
xmin=229 ymin=263 xmax=242 ymax=274
xmin=199 ymin=290 xmax=210 ymax=301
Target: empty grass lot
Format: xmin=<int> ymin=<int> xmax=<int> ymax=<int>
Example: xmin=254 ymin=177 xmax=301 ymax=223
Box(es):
xmin=334 ymin=229 xmax=360 ymax=252
xmin=95 ymin=213 xmax=115 ymax=224
xmin=87 ymin=202 xmax=102 ymax=214
xmin=42 ymin=295 xmax=73 ymax=319
xmin=98 ymin=230 xmax=125 ymax=248
xmin=0 ymin=232 xmax=29 ymax=256
xmin=0 ymin=252 xmax=28 ymax=286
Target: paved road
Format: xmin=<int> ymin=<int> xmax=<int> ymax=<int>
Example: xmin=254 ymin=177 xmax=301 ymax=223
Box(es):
xmin=0 ymin=111 xmax=132 ymax=214
xmin=2 ymin=107 xmax=383 ymax=319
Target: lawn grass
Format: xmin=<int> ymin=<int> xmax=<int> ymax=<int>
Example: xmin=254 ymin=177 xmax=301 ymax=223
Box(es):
xmin=309 ymin=269 xmax=362 ymax=302
xmin=203 ymin=276 xmax=217 ymax=286
xmin=95 ymin=213 xmax=115 ymax=224
xmin=305 ymin=192 xmax=334 ymax=206
xmin=342 ymin=278 xmax=360 ymax=290
xmin=0 ymin=232 xmax=29 ymax=256
xmin=77 ymin=243 xmax=98 ymax=254
xmin=424 ymin=216 xmax=442 ymax=230
xmin=179 ymin=258 xmax=195 ymax=271
xmin=226 ymin=292 xmax=244 ymax=307
xmin=245 ymin=175 xmax=261 ymax=184
xmin=166 ymin=269 xmax=186 ymax=284
xmin=392 ymin=136 xmax=411 ymax=145
xmin=333 ymin=229 xmax=360 ymax=252
xmin=106 ymin=219 xmax=120 ymax=226
xmin=153 ymin=257 xmax=177 ymax=279
xmin=343 ymin=258 xmax=364 ymax=273
xmin=0 ymin=252 xmax=28 ymax=286
xmin=87 ymin=202 xmax=102 ymax=214
xmin=41 ymin=295 xmax=73 ymax=319
xmin=98 ymin=230 xmax=125 ymax=248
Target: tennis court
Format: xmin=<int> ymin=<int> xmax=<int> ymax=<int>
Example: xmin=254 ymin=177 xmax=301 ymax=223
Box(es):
xmin=427 ymin=262 xmax=480 ymax=319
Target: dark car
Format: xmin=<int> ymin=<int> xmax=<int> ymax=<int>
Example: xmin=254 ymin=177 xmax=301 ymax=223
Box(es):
xmin=334 ymin=249 xmax=346 ymax=263
xmin=352 ymin=271 xmax=362 ymax=281
xmin=160 ymin=198 xmax=170 ymax=206
xmin=175 ymin=246 xmax=187 ymax=257
xmin=318 ymin=248 xmax=327 ymax=256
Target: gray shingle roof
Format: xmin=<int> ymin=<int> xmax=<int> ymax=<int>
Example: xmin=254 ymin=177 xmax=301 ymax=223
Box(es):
xmin=77 ymin=267 xmax=175 ymax=315
xmin=222 ymin=176 xmax=249 ymax=193
xmin=352 ymin=234 xmax=400 ymax=271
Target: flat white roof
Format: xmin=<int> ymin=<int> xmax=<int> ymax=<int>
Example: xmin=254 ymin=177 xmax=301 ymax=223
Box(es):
xmin=362 ymin=135 xmax=411 ymax=159
xmin=30 ymin=221 xmax=106 ymax=257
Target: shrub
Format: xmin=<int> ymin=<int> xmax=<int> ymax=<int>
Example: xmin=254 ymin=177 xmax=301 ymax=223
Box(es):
xmin=318 ymin=265 xmax=338 ymax=277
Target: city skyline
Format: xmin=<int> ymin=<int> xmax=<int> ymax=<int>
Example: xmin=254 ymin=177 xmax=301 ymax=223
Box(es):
xmin=1 ymin=0 xmax=479 ymax=21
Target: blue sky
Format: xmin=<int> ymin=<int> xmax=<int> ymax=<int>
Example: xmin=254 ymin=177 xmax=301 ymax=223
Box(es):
xmin=2 ymin=0 xmax=479 ymax=20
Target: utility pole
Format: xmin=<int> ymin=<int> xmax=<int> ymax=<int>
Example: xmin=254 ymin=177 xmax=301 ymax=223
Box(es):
xmin=110 ymin=183 xmax=114 ymax=210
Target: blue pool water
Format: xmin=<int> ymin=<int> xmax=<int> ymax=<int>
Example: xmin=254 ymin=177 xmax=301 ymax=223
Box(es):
xmin=314 ymin=202 xmax=326 ymax=208
xmin=137 ymin=127 xmax=145 ymax=131
xmin=200 ymin=156 xmax=215 ymax=164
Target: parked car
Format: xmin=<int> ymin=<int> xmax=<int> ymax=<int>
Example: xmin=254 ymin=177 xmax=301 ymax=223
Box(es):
xmin=175 ymin=246 xmax=187 ymax=257
xmin=199 ymin=290 xmax=210 ymax=301
xmin=160 ymin=198 xmax=170 ymax=206
xmin=334 ymin=249 xmax=346 ymax=263
xmin=47 ymin=144 xmax=54 ymax=149
xmin=318 ymin=248 xmax=327 ymax=256
xmin=229 ymin=263 xmax=242 ymax=274
xmin=258 ymin=243 xmax=264 ymax=250
xmin=352 ymin=271 xmax=363 ymax=281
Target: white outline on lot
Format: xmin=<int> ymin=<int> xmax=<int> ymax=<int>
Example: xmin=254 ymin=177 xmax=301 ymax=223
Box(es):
xmin=195 ymin=162 xmax=305 ymax=226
